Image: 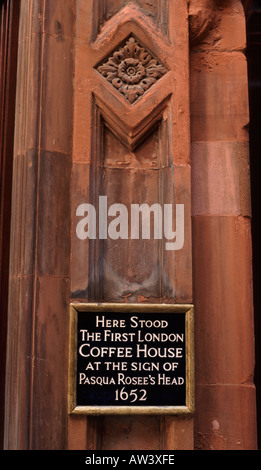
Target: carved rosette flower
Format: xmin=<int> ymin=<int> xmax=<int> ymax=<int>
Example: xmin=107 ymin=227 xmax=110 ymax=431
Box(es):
xmin=97 ymin=37 xmax=167 ymax=104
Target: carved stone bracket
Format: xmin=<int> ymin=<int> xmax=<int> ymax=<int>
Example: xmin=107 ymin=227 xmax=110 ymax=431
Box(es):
xmin=189 ymin=0 xmax=249 ymax=46
xmin=189 ymin=0 xmax=216 ymax=46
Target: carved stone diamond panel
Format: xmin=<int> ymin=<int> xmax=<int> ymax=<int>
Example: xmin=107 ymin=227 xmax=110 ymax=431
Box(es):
xmin=96 ymin=36 xmax=167 ymax=104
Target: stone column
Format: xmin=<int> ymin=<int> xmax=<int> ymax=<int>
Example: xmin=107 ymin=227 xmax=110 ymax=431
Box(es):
xmin=190 ymin=0 xmax=257 ymax=450
xmin=4 ymin=0 xmax=75 ymax=449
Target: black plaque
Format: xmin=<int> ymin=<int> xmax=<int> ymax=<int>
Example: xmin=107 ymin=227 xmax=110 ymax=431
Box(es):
xmin=69 ymin=303 xmax=194 ymax=414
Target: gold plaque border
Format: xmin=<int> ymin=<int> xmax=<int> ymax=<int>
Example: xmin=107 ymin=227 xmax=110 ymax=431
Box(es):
xmin=68 ymin=303 xmax=194 ymax=415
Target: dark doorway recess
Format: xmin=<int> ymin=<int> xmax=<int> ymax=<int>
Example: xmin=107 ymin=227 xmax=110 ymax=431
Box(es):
xmin=0 ymin=0 xmax=20 ymax=449
xmin=247 ymin=1 xmax=261 ymax=450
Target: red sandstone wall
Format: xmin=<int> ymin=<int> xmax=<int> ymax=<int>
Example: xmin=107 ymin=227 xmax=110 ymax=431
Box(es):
xmin=3 ymin=0 xmax=257 ymax=451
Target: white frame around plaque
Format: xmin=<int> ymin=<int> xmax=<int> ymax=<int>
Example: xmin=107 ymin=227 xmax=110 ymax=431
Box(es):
xmin=68 ymin=303 xmax=194 ymax=415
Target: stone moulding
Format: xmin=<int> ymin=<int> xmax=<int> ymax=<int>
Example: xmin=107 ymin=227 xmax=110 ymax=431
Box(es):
xmin=94 ymin=91 xmax=171 ymax=151
xmin=96 ymin=36 xmax=167 ymax=104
